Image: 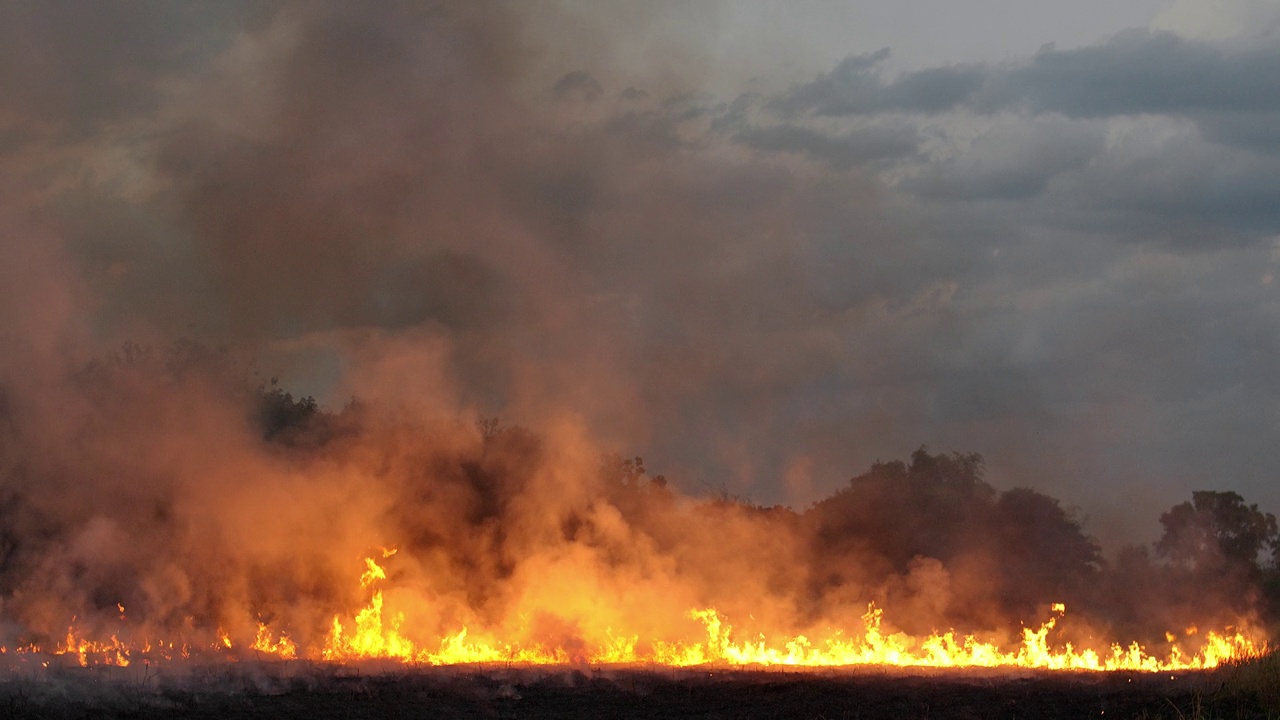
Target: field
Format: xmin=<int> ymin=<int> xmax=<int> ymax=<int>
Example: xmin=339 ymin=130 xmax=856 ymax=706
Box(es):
xmin=3 ymin=658 xmax=1278 ymax=720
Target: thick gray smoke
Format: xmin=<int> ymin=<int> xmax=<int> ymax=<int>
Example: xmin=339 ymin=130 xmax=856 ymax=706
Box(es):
xmin=0 ymin=1 xmax=928 ymax=507
xmin=0 ymin=0 xmax=904 ymax=657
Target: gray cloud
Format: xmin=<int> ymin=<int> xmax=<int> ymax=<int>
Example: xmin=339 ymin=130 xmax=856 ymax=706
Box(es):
xmin=776 ymin=48 xmax=985 ymax=116
xmin=551 ymin=70 xmax=604 ymax=101
xmin=1046 ymin=129 xmax=1280 ymax=243
xmin=777 ymin=29 xmax=1280 ymax=126
xmin=1197 ymin=111 xmax=1280 ymax=154
xmin=733 ymin=121 xmax=921 ymax=169
xmin=997 ymin=30 xmax=1280 ymax=117
xmin=902 ymin=118 xmax=1106 ymax=200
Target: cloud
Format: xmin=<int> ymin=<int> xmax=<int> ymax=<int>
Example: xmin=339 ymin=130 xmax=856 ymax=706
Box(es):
xmin=732 ymin=121 xmax=921 ymax=169
xmin=1047 ymin=124 xmax=1280 ymax=242
xmin=1153 ymin=0 xmax=1280 ymax=41
xmin=551 ymin=70 xmax=604 ymax=101
xmin=774 ymin=28 xmax=1280 ymax=126
xmin=995 ymin=30 xmax=1280 ymax=118
xmin=1197 ymin=111 xmax=1280 ymax=154
xmin=775 ymin=48 xmax=986 ymax=116
xmin=901 ymin=118 xmax=1105 ymax=200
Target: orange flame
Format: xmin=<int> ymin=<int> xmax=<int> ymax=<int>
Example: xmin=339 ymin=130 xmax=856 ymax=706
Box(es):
xmin=2 ymin=553 xmax=1264 ymax=671
xmin=307 ymin=554 xmax=1263 ymax=670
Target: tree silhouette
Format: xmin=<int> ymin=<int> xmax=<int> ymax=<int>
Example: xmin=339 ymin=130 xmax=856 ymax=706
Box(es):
xmin=992 ymin=487 xmax=1101 ymax=616
xmin=1154 ymin=490 xmax=1279 ymax=624
xmin=1156 ymin=490 xmax=1278 ymax=574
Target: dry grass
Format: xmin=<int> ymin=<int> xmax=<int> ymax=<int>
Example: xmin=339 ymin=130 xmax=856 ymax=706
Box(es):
xmin=1217 ymin=648 xmax=1280 ymax=716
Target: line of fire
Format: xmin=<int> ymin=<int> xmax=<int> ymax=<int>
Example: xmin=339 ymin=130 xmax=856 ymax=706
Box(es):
xmin=0 ymin=351 xmax=1273 ymax=675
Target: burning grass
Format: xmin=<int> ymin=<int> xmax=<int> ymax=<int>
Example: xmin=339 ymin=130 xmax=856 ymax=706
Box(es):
xmin=2 ymin=550 xmax=1263 ymax=674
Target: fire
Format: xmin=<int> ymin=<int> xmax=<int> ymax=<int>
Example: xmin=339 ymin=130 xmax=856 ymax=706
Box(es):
xmin=304 ymin=553 xmax=1265 ymax=670
xmin=56 ymin=623 xmax=131 ymax=668
xmin=250 ymin=623 xmax=297 ymax=659
xmin=0 ymin=552 xmax=1264 ymax=671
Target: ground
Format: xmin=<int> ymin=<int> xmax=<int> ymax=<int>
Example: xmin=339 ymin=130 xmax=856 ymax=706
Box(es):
xmin=0 ymin=662 xmax=1273 ymax=719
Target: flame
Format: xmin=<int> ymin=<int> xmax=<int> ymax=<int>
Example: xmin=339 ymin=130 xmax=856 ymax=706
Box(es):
xmin=306 ymin=554 xmax=1264 ymax=670
xmin=54 ymin=622 xmax=131 ymax=667
xmin=360 ymin=556 xmax=389 ymax=588
xmin=0 ymin=553 xmax=1264 ymax=671
xmin=251 ymin=623 xmax=297 ymax=659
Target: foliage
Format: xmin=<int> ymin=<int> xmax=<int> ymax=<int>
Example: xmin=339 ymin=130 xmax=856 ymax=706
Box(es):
xmin=991 ymin=487 xmax=1102 ymax=615
xmin=808 ymin=447 xmax=995 ymax=564
xmin=1156 ymin=490 xmax=1279 ymax=572
xmin=805 ymin=447 xmax=1102 ymax=623
xmin=257 ymin=378 xmax=320 ymax=442
xmin=1220 ymin=648 xmax=1280 ymax=715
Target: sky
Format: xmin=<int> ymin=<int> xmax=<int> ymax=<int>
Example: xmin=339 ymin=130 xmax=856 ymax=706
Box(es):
xmin=2 ymin=0 xmax=1280 ymax=547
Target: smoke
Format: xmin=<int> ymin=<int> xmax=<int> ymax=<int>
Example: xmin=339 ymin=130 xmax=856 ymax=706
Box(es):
xmin=1 ymin=1 xmax=907 ymax=494
xmin=0 ymin=343 xmax=1259 ymax=658
xmin=0 ymin=2 xmax=1270 ymax=662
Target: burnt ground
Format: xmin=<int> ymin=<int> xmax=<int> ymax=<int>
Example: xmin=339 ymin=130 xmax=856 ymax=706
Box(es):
xmin=0 ymin=662 xmax=1275 ymax=720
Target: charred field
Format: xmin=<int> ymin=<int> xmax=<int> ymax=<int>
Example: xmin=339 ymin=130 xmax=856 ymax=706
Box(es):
xmin=3 ymin=660 xmax=1280 ymax=720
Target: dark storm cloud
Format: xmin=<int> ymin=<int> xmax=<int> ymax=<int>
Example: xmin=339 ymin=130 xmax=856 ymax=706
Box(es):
xmin=901 ymin=119 xmax=1105 ymax=200
xmin=760 ymin=28 xmax=1280 ymax=244
xmin=1197 ymin=111 xmax=1280 ymax=154
xmin=996 ymin=30 xmax=1280 ymax=118
xmin=732 ymin=121 xmax=921 ymax=169
xmin=777 ymin=29 xmax=1280 ymax=124
xmin=980 ymin=127 xmax=1280 ymax=249
xmin=1071 ymin=141 xmax=1280 ymax=238
xmin=775 ymin=48 xmax=985 ymax=116
xmin=727 ymin=18 xmax=1280 ymax=529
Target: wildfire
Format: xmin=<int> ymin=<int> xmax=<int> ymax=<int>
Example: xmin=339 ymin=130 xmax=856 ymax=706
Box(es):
xmin=56 ymin=623 xmax=131 ymax=668
xmin=310 ymin=567 xmax=1260 ymax=670
xmin=251 ymin=623 xmax=297 ymax=659
xmin=1 ymin=552 xmax=1264 ymax=671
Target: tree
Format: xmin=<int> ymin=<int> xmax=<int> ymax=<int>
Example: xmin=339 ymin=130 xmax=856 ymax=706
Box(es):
xmin=807 ymin=448 xmax=996 ymax=572
xmin=992 ymin=487 xmax=1101 ymax=616
xmin=1156 ymin=490 xmax=1278 ymax=574
xmin=1152 ymin=490 xmax=1279 ymax=624
xmin=257 ymin=380 xmax=320 ymax=441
